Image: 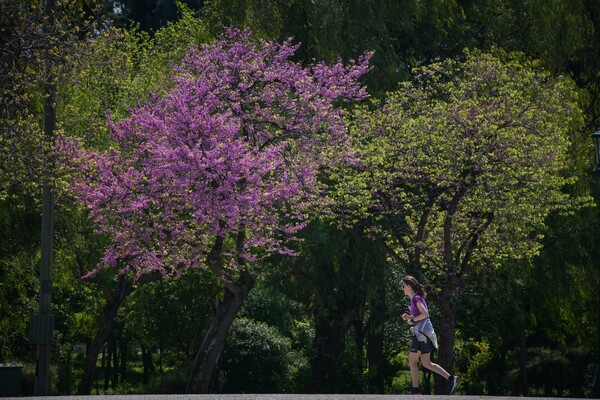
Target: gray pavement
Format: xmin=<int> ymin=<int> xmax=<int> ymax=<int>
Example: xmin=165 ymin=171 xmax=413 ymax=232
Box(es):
xmin=0 ymin=395 xmax=587 ymax=400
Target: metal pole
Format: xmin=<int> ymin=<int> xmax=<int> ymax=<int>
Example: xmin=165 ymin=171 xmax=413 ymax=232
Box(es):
xmin=33 ymin=1 xmax=56 ymax=393
xmin=34 ymin=181 xmax=54 ymax=396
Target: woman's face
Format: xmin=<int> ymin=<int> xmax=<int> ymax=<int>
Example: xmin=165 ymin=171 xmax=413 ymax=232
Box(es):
xmin=403 ymin=282 xmax=412 ymax=297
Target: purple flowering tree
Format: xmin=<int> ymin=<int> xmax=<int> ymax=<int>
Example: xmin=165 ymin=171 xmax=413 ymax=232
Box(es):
xmin=61 ymin=29 xmax=370 ymax=393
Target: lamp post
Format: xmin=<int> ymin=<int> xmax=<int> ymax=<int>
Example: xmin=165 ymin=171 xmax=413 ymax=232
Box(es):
xmin=592 ymin=129 xmax=600 ymax=398
xmin=31 ymin=1 xmax=56 ymax=394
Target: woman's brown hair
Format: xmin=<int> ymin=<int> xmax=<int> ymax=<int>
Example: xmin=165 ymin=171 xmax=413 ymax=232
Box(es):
xmin=402 ymin=275 xmax=427 ymax=298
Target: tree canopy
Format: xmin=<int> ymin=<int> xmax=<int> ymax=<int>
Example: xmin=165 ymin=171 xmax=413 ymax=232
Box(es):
xmin=333 ymin=48 xmax=592 ymax=389
xmin=59 ymin=28 xmax=371 ymax=280
xmin=344 ymin=49 xmax=589 ymax=273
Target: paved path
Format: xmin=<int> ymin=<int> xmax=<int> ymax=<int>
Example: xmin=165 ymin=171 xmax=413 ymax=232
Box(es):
xmin=2 ymin=395 xmax=585 ymax=400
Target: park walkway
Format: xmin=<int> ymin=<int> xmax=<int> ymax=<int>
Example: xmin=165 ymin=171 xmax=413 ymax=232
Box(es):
xmin=1 ymin=395 xmax=586 ymax=400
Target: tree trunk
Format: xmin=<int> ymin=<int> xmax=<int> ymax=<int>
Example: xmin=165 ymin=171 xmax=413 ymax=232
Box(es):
xmin=141 ymin=345 xmax=154 ymax=384
xmin=34 ymin=0 xmax=57 ymax=393
xmin=103 ymin=339 xmax=112 ymax=391
xmin=158 ymin=348 xmax=163 ymax=374
xmin=110 ymin=335 xmax=119 ymax=389
xmin=434 ymin=288 xmax=456 ymax=394
xmin=366 ymin=275 xmax=386 ymax=393
xmin=186 ymin=270 xmax=256 ymax=393
xmin=119 ymin=336 xmax=128 ymax=384
xmin=78 ymin=302 xmax=120 ymax=394
xmin=429 ymin=182 xmax=467 ymax=394
xmin=77 ymin=272 xmax=160 ymax=394
xmin=518 ymin=316 xmax=529 ymax=395
xmin=517 ymin=289 xmax=529 ymax=396
xmin=307 ymin=309 xmax=348 ymax=393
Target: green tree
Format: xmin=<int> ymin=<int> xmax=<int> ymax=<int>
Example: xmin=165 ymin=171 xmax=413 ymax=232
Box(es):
xmin=59 ymin=3 xmax=212 ymax=145
xmin=338 ymin=49 xmax=591 ymax=393
xmin=455 ymin=0 xmax=600 ymax=127
xmin=286 ymin=221 xmax=388 ymax=393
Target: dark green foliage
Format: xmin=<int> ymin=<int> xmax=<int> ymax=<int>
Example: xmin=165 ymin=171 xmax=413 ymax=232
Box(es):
xmin=455 ymin=201 xmax=600 ymax=396
xmin=220 ymin=318 xmax=307 ymax=393
xmin=240 ymin=272 xmax=314 ymax=354
xmin=521 ymin=347 xmax=590 ymax=397
xmin=203 ymin=0 xmax=600 ymax=126
xmin=2 ymin=0 xmax=600 ymax=395
xmin=109 ymin=0 xmax=205 ymax=31
xmin=124 ymin=269 xmax=221 ymax=359
xmin=143 ymin=361 xmax=192 ymax=393
xmin=0 ymin=196 xmax=40 ymax=361
xmin=203 ymin=0 xmax=471 ymax=95
xmin=289 ymin=221 xmax=389 ymax=393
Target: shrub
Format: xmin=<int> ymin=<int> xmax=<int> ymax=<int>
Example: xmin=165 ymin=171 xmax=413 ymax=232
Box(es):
xmin=220 ymin=318 xmax=307 ymax=393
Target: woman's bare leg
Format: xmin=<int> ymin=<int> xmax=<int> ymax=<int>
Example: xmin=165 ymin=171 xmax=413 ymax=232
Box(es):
xmin=419 ymin=352 xmax=450 ymax=380
xmin=409 ymin=351 xmax=421 ymax=388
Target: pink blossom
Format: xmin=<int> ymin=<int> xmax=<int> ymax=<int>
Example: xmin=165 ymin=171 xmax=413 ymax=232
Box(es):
xmin=59 ymin=28 xmax=370 ymax=279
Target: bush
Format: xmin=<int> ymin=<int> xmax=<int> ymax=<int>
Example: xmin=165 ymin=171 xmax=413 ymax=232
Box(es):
xmin=220 ymin=318 xmax=307 ymax=393
xmin=144 ymin=361 xmax=192 ymax=394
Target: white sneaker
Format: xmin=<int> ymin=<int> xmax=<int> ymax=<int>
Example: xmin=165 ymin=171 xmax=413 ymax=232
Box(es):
xmin=449 ymin=375 xmax=459 ymax=395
